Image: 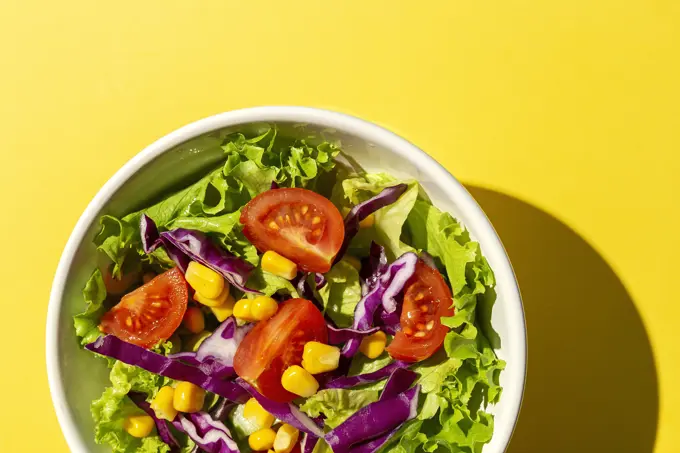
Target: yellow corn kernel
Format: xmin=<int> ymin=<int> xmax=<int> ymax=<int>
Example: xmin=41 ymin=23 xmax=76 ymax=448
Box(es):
xmin=243 ymin=398 xmax=275 ymax=429
xmin=301 ymin=341 xmax=340 ymax=374
xmin=268 ymin=450 xmax=275 ymax=453
xmin=233 ymin=299 xmax=255 ymax=321
xmin=359 ymin=331 xmax=387 ymax=359
xmin=274 ymin=424 xmax=300 ymax=453
xmin=262 ymin=251 xmax=297 ymax=280
xmin=359 ymin=214 xmax=375 ymax=229
xmin=124 ymin=414 xmax=155 ymax=438
xmin=281 ymin=365 xmax=319 ymax=397
xmin=251 ymin=296 xmax=279 ymax=321
xmin=182 ymin=306 xmax=205 ymax=334
xmin=211 ymin=294 xmax=236 ymax=322
xmin=173 ymin=381 xmax=206 ymax=413
xmin=185 ymin=330 xmax=212 ymax=351
xmin=151 ymin=386 xmax=178 ymax=421
xmin=343 ymin=255 xmax=362 ymax=271
xmin=185 ymin=261 xmax=225 ymax=298
xmin=249 ymin=428 xmax=276 ymax=451
xmin=194 ymin=283 xmax=231 ymax=307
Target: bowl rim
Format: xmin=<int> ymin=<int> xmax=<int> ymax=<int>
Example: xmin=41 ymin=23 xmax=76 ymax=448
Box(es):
xmin=46 ymin=106 xmax=526 ymax=453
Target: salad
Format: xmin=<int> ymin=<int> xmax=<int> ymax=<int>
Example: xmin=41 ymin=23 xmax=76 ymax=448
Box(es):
xmin=73 ymin=126 xmax=505 ymax=453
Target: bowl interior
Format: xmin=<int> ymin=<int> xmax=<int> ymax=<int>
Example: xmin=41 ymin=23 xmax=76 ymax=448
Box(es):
xmin=50 ymin=117 xmax=524 ymax=453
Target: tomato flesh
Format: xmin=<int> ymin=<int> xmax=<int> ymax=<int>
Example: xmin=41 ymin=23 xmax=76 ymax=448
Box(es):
xmin=240 ymin=188 xmax=345 ymax=273
xmin=100 ymin=267 xmax=189 ymax=349
xmin=233 ymin=298 xmax=328 ymax=402
xmin=386 ymin=261 xmax=454 ymax=362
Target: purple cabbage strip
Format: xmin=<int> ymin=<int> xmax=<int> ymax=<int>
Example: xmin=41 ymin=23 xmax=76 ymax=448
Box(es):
xmin=86 ymin=336 xmax=249 ymax=403
xmin=374 ymin=306 xmax=401 ymax=336
xmin=169 ymin=317 xmax=252 ymax=379
xmin=327 ymin=325 xmax=380 ymax=346
xmin=347 ymin=430 xmax=398 ymax=453
xmin=314 ymin=273 xmax=327 ymax=290
xmin=209 ymin=398 xmax=235 ymax=422
xmin=128 ymin=392 xmax=180 ymax=451
xmin=324 ymin=385 xmax=420 ymax=453
xmin=325 ymin=361 xmax=410 ymax=389
xmin=380 ymin=368 xmax=418 ymax=400
xmin=139 ymin=214 xmax=190 ymax=273
xmin=270 ymin=181 xmax=280 ymax=190
xmin=335 ymin=184 xmax=408 ymax=264
xmin=172 ymin=412 xmax=239 ymax=453
xmin=237 ymin=379 xmax=325 ymax=437
xmin=301 ymin=433 xmax=320 ymax=453
xmin=342 ymin=253 xmax=418 ymax=357
xmin=360 ymin=242 xmax=388 ymax=293
xmin=161 ymin=228 xmax=256 ymax=293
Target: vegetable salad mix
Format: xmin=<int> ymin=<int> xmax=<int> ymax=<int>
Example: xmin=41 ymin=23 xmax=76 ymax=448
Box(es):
xmin=73 ymin=126 xmax=505 ymax=453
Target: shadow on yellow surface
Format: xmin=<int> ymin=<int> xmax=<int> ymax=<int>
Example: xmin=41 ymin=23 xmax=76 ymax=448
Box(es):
xmin=466 ymin=186 xmax=658 ymax=453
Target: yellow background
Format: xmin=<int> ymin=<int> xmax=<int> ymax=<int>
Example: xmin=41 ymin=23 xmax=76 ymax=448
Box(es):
xmin=0 ymin=0 xmax=678 ymax=452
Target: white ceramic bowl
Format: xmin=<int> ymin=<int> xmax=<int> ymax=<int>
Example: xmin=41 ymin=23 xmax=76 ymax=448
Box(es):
xmin=47 ymin=107 xmax=526 ymax=453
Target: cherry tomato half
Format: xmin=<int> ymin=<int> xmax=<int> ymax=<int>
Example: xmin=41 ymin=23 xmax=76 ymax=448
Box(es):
xmin=240 ymin=188 xmax=345 ymax=273
xmin=386 ymin=261 xmax=454 ymax=362
xmin=233 ymin=298 xmax=328 ymax=402
xmin=100 ymin=267 xmax=189 ymax=349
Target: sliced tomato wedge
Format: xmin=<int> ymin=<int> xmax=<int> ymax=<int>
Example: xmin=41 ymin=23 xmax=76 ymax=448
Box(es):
xmin=233 ymin=298 xmax=327 ymax=402
xmin=103 ymin=267 xmax=140 ymax=295
xmin=99 ymin=267 xmax=189 ymax=349
xmin=240 ymin=188 xmax=345 ymax=273
xmin=386 ymin=261 xmax=454 ymax=362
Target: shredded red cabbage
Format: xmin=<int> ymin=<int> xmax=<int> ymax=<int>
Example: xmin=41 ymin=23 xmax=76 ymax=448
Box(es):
xmin=86 ymin=336 xmax=249 ymax=403
xmin=140 ymin=214 xmax=191 ymax=273
xmin=172 ymin=411 xmax=239 ymax=453
xmin=380 ymin=368 xmax=417 ymax=400
xmin=301 ymin=433 xmax=320 ymax=453
xmin=129 ymin=392 xmax=180 ymax=451
xmin=325 ymin=361 xmax=410 ymax=389
xmin=324 ymin=385 xmax=420 ymax=452
xmin=160 ymin=228 xmax=255 ymax=293
xmin=237 ymin=379 xmax=325 ymax=437
xmin=335 ymin=184 xmax=408 ymax=264
xmin=327 ymin=325 xmax=380 ymax=345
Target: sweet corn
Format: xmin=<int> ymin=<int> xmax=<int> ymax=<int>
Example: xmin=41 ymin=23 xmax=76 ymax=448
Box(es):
xmin=359 ymin=331 xmax=387 ymax=359
xmin=243 ymin=398 xmax=275 ymax=429
xmin=249 ymin=428 xmax=276 ymax=451
xmin=301 ymin=341 xmax=340 ymax=374
xmin=359 ymin=214 xmax=375 ymax=229
xmin=185 ymin=261 xmax=225 ymax=298
xmin=124 ymin=414 xmax=154 ymax=438
xmin=185 ymin=330 xmax=212 ymax=351
xmin=234 ymin=299 xmax=255 ymax=321
xmin=211 ymin=294 xmax=236 ymax=322
xmin=281 ymin=365 xmax=319 ymax=397
xmin=194 ymin=283 xmax=231 ymax=307
xmin=274 ymin=424 xmax=300 ymax=453
xmin=343 ymin=255 xmax=362 ymax=271
xmin=182 ymin=306 xmax=205 ymax=334
xmin=251 ymin=296 xmax=279 ymax=321
xmin=151 ymin=386 xmax=178 ymax=421
xmin=173 ymin=381 xmax=206 ymax=413
xmin=261 ymin=251 xmax=297 ymax=280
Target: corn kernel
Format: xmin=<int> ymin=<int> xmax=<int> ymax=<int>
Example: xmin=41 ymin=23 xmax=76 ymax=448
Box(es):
xmin=274 ymin=424 xmax=300 ymax=453
xmin=151 ymin=386 xmax=178 ymax=421
xmin=262 ymin=251 xmax=297 ymax=280
xmin=124 ymin=414 xmax=155 ymax=438
xmin=182 ymin=306 xmax=205 ymax=334
xmin=194 ymin=283 xmax=231 ymax=307
xmin=185 ymin=261 xmax=225 ymax=298
xmin=173 ymin=381 xmax=206 ymax=413
xmin=185 ymin=330 xmax=212 ymax=351
xmin=243 ymin=398 xmax=275 ymax=429
xmin=301 ymin=341 xmax=340 ymax=374
xmin=359 ymin=331 xmax=387 ymax=359
xmin=268 ymin=450 xmax=275 ymax=453
xmin=359 ymin=214 xmax=375 ymax=229
xmin=343 ymin=255 xmax=362 ymax=271
xmin=234 ymin=299 xmax=255 ymax=321
xmin=211 ymin=294 xmax=236 ymax=322
xmin=251 ymin=296 xmax=279 ymax=321
xmin=249 ymin=428 xmax=276 ymax=451
xmin=281 ymin=365 xmax=319 ymax=397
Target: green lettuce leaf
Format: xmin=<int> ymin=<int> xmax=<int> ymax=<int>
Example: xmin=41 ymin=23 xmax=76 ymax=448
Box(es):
xmin=73 ymin=269 xmax=107 ymax=345
xmin=300 ymin=388 xmax=379 ymax=428
xmin=245 ymin=267 xmax=300 ymax=298
xmin=317 ymin=260 xmax=362 ymax=328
